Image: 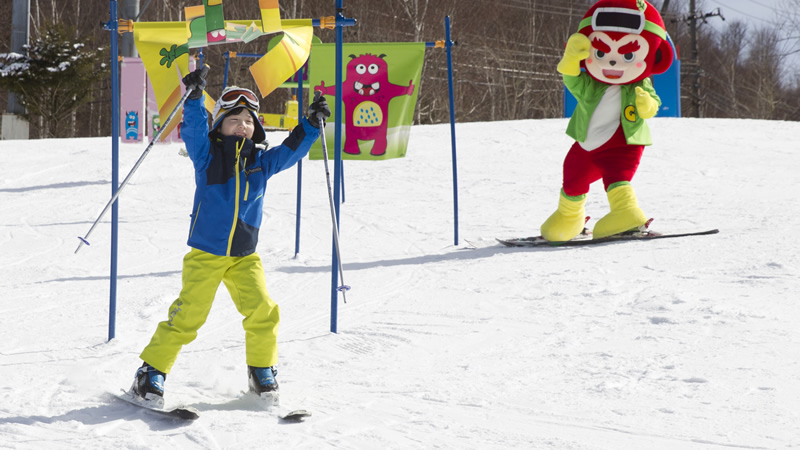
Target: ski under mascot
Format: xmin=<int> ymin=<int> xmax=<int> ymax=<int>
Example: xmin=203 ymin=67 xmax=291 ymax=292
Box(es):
xmin=540 ymin=0 xmax=674 ymax=241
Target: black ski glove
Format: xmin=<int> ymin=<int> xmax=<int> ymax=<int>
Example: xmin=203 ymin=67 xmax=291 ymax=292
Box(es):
xmin=182 ymin=65 xmax=209 ymax=100
xmin=307 ymin=93 xmax=331 ymax=128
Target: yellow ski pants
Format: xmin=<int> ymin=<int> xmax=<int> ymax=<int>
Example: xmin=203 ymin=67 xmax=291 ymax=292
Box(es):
xmin=140 ymin=248 xmax=280 ymax=373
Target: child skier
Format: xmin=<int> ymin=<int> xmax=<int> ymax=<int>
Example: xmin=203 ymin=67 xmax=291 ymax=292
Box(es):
xmin=130 ymin=66 xmax=330 ymax=407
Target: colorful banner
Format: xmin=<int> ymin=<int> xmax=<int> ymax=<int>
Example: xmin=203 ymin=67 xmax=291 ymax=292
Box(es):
xmin=307 ymin=42 xmax=425 ymax=160
xmin=120 ymin=57 xmax=146 ymax=142
xmin=259 ymin=0 xmax=281 ymax=33
xmin=250 ymin=22 xmax=313 ymax=98
xmin=144 ymin=57 xmax=200 ymax=143
xmin=134 ymin=22 xmax=193 ymax=140
xmin=131 ymin=1 xmax=314 ymax=141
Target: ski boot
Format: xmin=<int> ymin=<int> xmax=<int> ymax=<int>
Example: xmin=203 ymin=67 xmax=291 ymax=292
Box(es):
xmin=540 ymin=190 xmax=587 ymax=242
xmin=248 ymin=366 xmax=279 ymax=404
xmin=593 ymin=183 xmax=648 ymax=239
xmin=131 ymin=362 xmax=167 ymax=408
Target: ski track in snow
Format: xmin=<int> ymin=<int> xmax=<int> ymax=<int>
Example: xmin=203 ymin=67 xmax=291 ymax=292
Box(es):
xmin=1 ymin=119 xmax=799 ymax=449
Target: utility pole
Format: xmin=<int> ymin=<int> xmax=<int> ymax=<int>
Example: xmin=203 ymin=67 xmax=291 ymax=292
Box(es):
xmin=9 ymin=0 xmax=30 ymax=115
xmin=684 ymin=0 xmax=724 ymax=117
xmin=120 ymin=0 xmax=140 ymax=57
xmin=3 ymin=0 xmax=30 ymax=140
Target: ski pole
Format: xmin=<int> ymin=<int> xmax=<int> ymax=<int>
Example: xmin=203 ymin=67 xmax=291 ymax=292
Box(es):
xmin=315 ymin=91 xmax=350 ymax=302
xmin=75 ymin=65 xmax=209 ymax=254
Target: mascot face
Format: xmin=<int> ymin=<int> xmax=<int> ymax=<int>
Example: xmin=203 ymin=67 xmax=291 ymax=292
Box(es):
xmin=578 ymin=0 xmax=673 ymax=85
xmin=586 ymin=31 xmax=650 ymax=84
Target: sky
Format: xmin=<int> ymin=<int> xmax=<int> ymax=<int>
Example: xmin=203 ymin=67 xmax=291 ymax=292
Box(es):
xmin=698 ymin=0 xmax=800 ymax=76
xmin=702 ymin=0 xmax=781 ymax=26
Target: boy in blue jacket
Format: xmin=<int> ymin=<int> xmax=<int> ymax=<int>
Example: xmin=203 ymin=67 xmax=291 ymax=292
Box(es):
xmin=130 ymin=67 xmax=330 ymax=407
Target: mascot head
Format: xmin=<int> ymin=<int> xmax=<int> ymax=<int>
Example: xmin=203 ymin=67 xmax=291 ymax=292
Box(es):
xmin=577 ymin=0 xmax=673 ymax=85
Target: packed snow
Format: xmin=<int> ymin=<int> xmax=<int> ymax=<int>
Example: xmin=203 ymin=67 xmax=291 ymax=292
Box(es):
xmin=1 ymin=117 xmax=798 ymax=449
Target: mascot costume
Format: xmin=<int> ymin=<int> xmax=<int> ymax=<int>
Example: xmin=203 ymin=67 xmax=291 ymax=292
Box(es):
xmin=541 ymin=0 xmax=674 ymax=241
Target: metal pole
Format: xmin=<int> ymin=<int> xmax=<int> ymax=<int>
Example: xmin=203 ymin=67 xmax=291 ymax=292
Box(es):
xmin=8 ymin=0 xmax=30 ymax=115
xmin=330 ymin=0 xmax=345 ymax=333
xmin=108 ymin=0 xmax=120 ymax=341
xmin=445 ymin=16 xmax=459 ymax=246
xmin=223 ymin=51 xmax=230 ymax=88
xmin=294 ymin=66 xmax=305 ymax=257
xmin=689 ymin=0 xmax=699 ymax=117
xmin=315 ymin=96 xmax=349 ymax=303
xmin=120 ymin=0 xmax=139 ymax=57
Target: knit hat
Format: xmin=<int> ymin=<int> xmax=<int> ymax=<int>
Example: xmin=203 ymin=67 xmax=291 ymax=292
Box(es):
xmin=210 ymin=86 xmax=266 ymax=144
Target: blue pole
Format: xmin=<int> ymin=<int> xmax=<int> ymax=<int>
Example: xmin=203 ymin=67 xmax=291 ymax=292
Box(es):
xmin=294 ymin=66 xmax=305 ymax=257
xmin=108 ymin=0 xmax=120 ymax=341
xmin=223 ymin=52 xmax=230 ymax=88
xmin=330 ymin=1 xmax=345 ymax=333
xmin=445 ymin=16 xmax=459 ymax=246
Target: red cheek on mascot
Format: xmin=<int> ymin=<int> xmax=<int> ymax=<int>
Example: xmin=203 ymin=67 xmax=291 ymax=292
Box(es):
xmin=539 ymin=0 xmax=675 ymax=242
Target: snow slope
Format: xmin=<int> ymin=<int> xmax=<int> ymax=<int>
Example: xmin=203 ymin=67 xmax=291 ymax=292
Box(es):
xmin=1 ymin=118 xmax=798 ymax=449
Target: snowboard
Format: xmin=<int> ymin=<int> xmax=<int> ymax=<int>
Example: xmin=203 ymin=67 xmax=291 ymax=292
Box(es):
xmin=115 ymin=389 xmax=200 ymax=420
xmin=497 ymin=228 xmax=719 ymax=248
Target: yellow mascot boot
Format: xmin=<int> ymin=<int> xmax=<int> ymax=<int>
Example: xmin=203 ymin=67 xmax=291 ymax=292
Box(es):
xmin=540 ymin=191 xmax=587 ymax=241
xmin=593 ymin=183 xmax=648 ymax=239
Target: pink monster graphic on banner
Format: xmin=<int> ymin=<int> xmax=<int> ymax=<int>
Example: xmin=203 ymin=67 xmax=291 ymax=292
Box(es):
xmin=315 ymin=53 xmax=415 ymax=156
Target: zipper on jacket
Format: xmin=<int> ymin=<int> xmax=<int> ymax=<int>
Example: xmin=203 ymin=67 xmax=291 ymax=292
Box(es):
xmin=190 ymin=202 xmax=202 ymax=238
xmin=243 ymin=157 xmax=250 ymax=201
xmin=226 ymin=139 xmax=244 ymax=256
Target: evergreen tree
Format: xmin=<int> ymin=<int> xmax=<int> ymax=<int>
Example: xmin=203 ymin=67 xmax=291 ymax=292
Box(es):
xmin=0 ymin=25 xmax=110 ymax=138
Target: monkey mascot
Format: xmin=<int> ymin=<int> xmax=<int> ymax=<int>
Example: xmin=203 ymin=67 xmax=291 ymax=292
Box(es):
xmin=540 ymin=0 xmax=674 ymax=241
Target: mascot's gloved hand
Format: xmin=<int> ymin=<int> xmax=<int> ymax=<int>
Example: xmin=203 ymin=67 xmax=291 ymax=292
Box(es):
xmin=557 ymin=33 xmax=591 ymax=76
xmin=635 ymin=86 xmax=659 ymax=119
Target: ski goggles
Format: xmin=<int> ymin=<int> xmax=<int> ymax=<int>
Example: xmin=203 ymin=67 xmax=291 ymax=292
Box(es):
xmin=218 ymin=88 xmax=260 ymax=111
xmin=579 ymin=7 xmax=666 ymax=40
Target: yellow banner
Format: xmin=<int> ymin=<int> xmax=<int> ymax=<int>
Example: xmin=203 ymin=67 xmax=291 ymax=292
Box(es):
xmin=134 ymin=22 xmax=193 ymax=140
xmin=132 ymin=2 xmax=313 ymax=139
xmin=250 ymin=22 xmax=313 ymax=98
xmin=259 ymin=0 xmax=281 ymax=33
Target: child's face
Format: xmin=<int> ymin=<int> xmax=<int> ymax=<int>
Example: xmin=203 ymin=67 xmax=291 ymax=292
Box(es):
xmin=220 ymin=109 xmax=255 ymax=140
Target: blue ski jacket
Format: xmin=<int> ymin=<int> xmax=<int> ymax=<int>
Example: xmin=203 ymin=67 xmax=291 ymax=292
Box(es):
xmin=182 ymin=95 xmax=320 ymax=257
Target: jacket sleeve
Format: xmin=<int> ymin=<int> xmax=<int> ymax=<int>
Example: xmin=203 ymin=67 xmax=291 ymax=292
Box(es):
xmin=563 ymin=72 xmax=593 ymax=100
xmin=640 ymin=78 xmax=662 ymax=108
xmin=181 ymin=95 xmax=211 ymax=171
xmin=260 ymin=117 xmax=321 ymax=177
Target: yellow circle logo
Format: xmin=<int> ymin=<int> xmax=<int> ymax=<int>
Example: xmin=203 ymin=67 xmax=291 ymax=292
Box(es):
xmin=624 ymin=105 xmax=637 ymax=122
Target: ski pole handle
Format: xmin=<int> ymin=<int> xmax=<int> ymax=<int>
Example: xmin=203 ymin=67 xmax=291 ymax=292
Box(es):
xmin=313 ymin=90 xmax=326 ymax=127
xmin=192 ymin=64 xmax=210 ymax=94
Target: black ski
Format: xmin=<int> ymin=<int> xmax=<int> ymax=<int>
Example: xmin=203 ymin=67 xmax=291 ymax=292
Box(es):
xmin=114 ymin=389 xmax=200 ymax=420
xmin=278 ymin=409 xmax=312 ymax=421
xmin=497 ymin=228 xmax=719 ymax=247
xmin=240 ymin=391 xmax=312 ymax=422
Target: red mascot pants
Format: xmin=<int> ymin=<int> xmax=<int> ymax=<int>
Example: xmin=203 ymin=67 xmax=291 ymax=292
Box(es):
xmin=562 ymin=125 xmax=644 ymax=197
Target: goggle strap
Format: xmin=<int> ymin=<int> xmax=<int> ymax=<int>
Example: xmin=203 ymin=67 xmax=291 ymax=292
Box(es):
xmin=578 ymin=15 xmax=666 ymax=40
